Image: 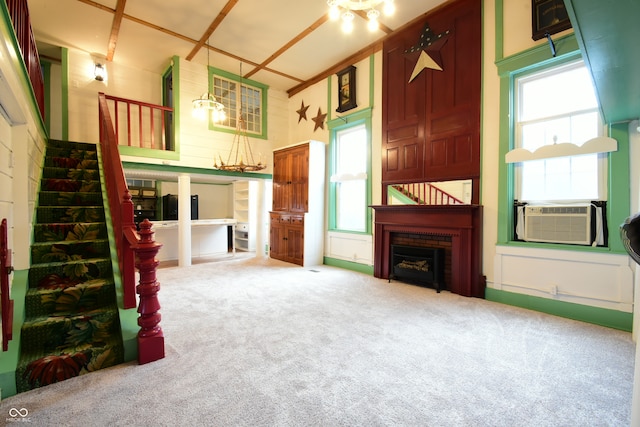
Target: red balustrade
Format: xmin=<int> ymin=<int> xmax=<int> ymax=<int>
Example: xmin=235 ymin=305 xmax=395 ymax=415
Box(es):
xmin=1 ymin=218 xmax=14 ymax=352
xmin=99 ymin=93 xmax=164 ymax=364
xmin=5 ymin=0 xmax=45 ymax=120
xmin=103 ymin=94 xmax=173 ymax=150
xmin=393 ymin=182 xmax=465 ymax=205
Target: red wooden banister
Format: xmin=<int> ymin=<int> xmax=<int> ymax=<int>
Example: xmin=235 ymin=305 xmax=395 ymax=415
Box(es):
xmin=5 ymin=0 xmax=45 ymax=119
xmin=98 ymin=92 xmax=164 ymax=364
xmin=392 ymin=182 xmax=465 ymax=205
xmin=1 ymin=218 xmax=14 ymax=352
xmin=103 ymin=94 xmax=173 ymax=150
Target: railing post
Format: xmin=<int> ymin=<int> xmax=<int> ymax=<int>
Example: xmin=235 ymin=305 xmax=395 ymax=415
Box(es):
xmin=133 ymin=219 xmax=164 ymax=364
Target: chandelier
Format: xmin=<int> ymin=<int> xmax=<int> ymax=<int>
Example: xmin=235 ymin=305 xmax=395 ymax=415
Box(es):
xmin=192 ymin=37 xmax=226 ymax=123
xmin=213 ymin=64 xmax=266 ymax=173
xmin=327 ymin=0 xmax=396 ymax=33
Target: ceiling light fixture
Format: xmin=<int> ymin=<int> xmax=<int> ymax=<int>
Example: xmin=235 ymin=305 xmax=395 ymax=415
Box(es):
xmin=327 ymin=0 xmax=395 ymax=33
xmin=192 ymin=37 xmax=226 ymax=123
xmin=213 ymin=63 xmax=266 ymax=173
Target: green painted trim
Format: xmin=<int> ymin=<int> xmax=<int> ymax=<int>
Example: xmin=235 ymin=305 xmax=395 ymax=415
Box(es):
xmin=485 ymin=288 xmax=633 ymax=332
xmin=171 ymin=56 xmax=181 ymax=158
xmin=42 ymin=61 xmax=52 ymax=133
xmin=495 ymin=0 xmax=504 ymax=61
xmin=0 ymin=269 xmax=28 ymax=399
xmin=61 ymin=48 xmax=69 ymax=141
xmin=96 ymin=144 xmax=139 ymax=362
xmin=496 ymin=34 xmax=580 ymax=76
xmin=118 ymin=145 xmax=180 ymax=160
xmin=324 ymin=257 xmax=374 ymax=275
xmin=209 ymin=66 xmax=269 ymax=140
xmin=495 ymin=36 xmax=630 ymax=252
xmin=327 ymin=107 xmax=374 ymax=233
xmin=607 ymin=122 xmax=631 ymax=253
xmin=122 ymin=161 xmax=272 ymax=180
xmin=0 ymin=3 xmax=47 ymax=135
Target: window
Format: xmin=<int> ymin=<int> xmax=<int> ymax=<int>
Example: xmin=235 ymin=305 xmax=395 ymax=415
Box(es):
xmin=514 ymin=60 xmax=605 ymax=202
xmin=331 ymin=124 xmax=369 ymax=232
xmin=210 ymin=68 xmax=268 ymax=139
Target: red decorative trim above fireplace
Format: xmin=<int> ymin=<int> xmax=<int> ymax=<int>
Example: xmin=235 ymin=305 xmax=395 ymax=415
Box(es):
xmin=371 ymin=204 xmax=485 ymax=297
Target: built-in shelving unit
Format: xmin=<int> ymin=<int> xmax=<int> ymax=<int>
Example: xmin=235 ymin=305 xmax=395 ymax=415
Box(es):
xmin=234 ymin=181 xmax=257 ymax=251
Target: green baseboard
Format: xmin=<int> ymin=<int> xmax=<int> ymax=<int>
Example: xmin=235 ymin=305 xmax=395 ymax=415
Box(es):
xmin=485 ymin=287 xmax=633 ymax=332
xmin=323 ymin=257 xmax=374 ymax=275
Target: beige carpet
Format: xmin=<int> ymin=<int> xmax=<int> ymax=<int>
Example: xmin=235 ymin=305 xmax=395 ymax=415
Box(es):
xmin=0 ymin=255 xmax=635 ymax=426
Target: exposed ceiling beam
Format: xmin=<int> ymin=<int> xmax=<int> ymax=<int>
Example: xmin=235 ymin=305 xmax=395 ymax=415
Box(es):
xmin=186 ymin=0 xmax=239 ymax=61
xmin=106 ymin=0 xmax=126 ymax=61
xmin=245 ymin=15 xmax=330 ymax=80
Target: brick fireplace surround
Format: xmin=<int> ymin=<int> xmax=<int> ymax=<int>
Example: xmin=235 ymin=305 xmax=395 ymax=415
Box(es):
xmin=372 ymin=204 xmax=485 ymax=297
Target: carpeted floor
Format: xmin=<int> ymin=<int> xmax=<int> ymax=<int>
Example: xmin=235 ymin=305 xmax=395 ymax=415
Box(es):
xmin=1 ymin=255 xmax=635 ymax=426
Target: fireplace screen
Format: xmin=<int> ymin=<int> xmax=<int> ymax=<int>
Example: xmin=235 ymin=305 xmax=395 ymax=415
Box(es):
xmin=390 ymin=245 xmax=445 ymax=292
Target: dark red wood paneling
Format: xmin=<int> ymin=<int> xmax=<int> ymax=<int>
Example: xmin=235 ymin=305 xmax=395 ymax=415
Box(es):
xmin=382 ymin=0 xmax=481 ymax=190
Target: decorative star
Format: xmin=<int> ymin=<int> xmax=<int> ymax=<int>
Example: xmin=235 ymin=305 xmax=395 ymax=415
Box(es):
xmin=312 ymin=108 xmax=327 ymax=131
xmin=296 ymin=100 xmax=309 ymax=123
xmin=404 ymin=22 xmax=451 ymax=83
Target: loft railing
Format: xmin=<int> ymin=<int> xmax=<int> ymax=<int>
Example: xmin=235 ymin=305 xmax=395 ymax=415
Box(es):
xmin=392 ymin=182 xmax=465 ymax=205
xmin=5 ymin=0 xmax=45 ymax=119
xmin=99 ymin=92 xmax=165 ymax=364
xmin=102 ymin=93 xmax=173 ymax=151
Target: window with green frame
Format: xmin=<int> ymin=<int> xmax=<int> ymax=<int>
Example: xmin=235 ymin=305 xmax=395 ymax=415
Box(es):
xmin=496 ymin=35 xmax=630 ymax=252
xmin=328 ymin=110 xmax=372 ymax=234
xmin=209 ymin=67 xmax=268 ymax=139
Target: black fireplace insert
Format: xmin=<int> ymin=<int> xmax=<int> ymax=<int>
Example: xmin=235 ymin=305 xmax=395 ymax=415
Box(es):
xmin=389 ymin=244 xmax=445 ymax=292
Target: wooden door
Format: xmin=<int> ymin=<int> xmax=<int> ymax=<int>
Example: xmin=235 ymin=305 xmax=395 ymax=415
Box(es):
xmin=272 ymin=149 xmax=291 ymax=211
xmin=285 ymin=224 xmax=304 ymax=265
xmin=269 ymin=218 xmax=286 ymax=261
xmin=289 ymin=145 xmax=309 ymax=213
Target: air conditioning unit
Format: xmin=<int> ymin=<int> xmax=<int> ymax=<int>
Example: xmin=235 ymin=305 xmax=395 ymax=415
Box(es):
xmin=524 ymin=204 xmax=592 ymax=245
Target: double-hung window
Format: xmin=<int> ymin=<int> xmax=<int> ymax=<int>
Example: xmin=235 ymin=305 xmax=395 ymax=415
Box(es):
xmin=514 ymin=59 xmax=605 ymax=202
xmin=331 ymin=123 xmax=369 ymax=232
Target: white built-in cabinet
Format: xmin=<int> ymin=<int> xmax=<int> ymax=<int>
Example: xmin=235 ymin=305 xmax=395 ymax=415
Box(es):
xmin=233 ymin=180 xmax=257 ymax=251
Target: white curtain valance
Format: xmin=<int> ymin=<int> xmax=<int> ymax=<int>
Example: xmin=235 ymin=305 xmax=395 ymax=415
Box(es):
xmin=505 ymin=136 xmax=617 ymax=163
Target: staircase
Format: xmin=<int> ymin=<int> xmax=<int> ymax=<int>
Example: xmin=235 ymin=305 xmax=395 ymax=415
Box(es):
xmin=15 ymin=140 xmax=124 ymax=393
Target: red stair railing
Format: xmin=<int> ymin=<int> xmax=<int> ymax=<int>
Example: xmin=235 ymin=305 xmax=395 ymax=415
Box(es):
xmin=1 ymin=218 xmax=14 ymax=351
xmin=98 ymin=93 xmax=164 ymax=364
xmin=393 ymin=182 xmax=465 ymax=205
xmin=103 ymin=94 xmax=173 ymax=150
xmin=4 ymin=0 xmax=45 ymax=119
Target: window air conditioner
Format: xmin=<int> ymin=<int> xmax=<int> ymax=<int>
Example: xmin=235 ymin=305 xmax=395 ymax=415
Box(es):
xmin=524 ymin=204 xmax=592 ymax=245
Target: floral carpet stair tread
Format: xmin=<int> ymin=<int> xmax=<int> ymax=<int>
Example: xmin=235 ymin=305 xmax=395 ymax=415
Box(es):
xmin=17 ymin=139 xmax=124 ymax=394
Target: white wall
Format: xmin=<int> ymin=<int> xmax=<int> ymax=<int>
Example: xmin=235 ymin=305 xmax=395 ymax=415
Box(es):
xmin=159 ymin=181 xmax=233 ymax=219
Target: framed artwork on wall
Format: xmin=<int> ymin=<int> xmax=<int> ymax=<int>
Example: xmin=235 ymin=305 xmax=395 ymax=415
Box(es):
xmin=336 ymin=65 xmax=357 ymax=113
xmin=531 ymin=0 xmax=572 ymax=41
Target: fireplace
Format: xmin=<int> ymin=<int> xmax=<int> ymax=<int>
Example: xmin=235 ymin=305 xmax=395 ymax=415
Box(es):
xmin=371 ymin=204 xmax=485 ymax=297
xmin=390 ymin=245 xmax=445 ymax=292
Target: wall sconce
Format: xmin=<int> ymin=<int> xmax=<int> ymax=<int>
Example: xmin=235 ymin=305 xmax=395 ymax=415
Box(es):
xmin=94 ymin=63 xmax=105 ymax=81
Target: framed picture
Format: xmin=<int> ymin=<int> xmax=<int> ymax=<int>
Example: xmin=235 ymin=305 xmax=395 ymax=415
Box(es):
xmin=531 ymin=0 xmax=572 ymax=41
xmin=336 ymin=65 xmax=357 ymax=113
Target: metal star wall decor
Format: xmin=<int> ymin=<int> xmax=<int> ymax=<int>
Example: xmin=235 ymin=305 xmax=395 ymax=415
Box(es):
xmin=296 ymin=100 xmax=309 ymax=123
xmin=312 ymin=107 xmax=327 ymax=131
xmin=404 ymin=22 xmax=451 ymax=83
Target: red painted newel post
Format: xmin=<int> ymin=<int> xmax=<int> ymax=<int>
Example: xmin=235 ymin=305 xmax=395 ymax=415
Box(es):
xmin=134 ymin=219 xmax=164 ymax=364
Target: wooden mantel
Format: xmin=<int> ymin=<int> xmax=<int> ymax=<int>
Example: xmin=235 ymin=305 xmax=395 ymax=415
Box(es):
xmin=371 ymin=204 xmax=485 ymax=298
